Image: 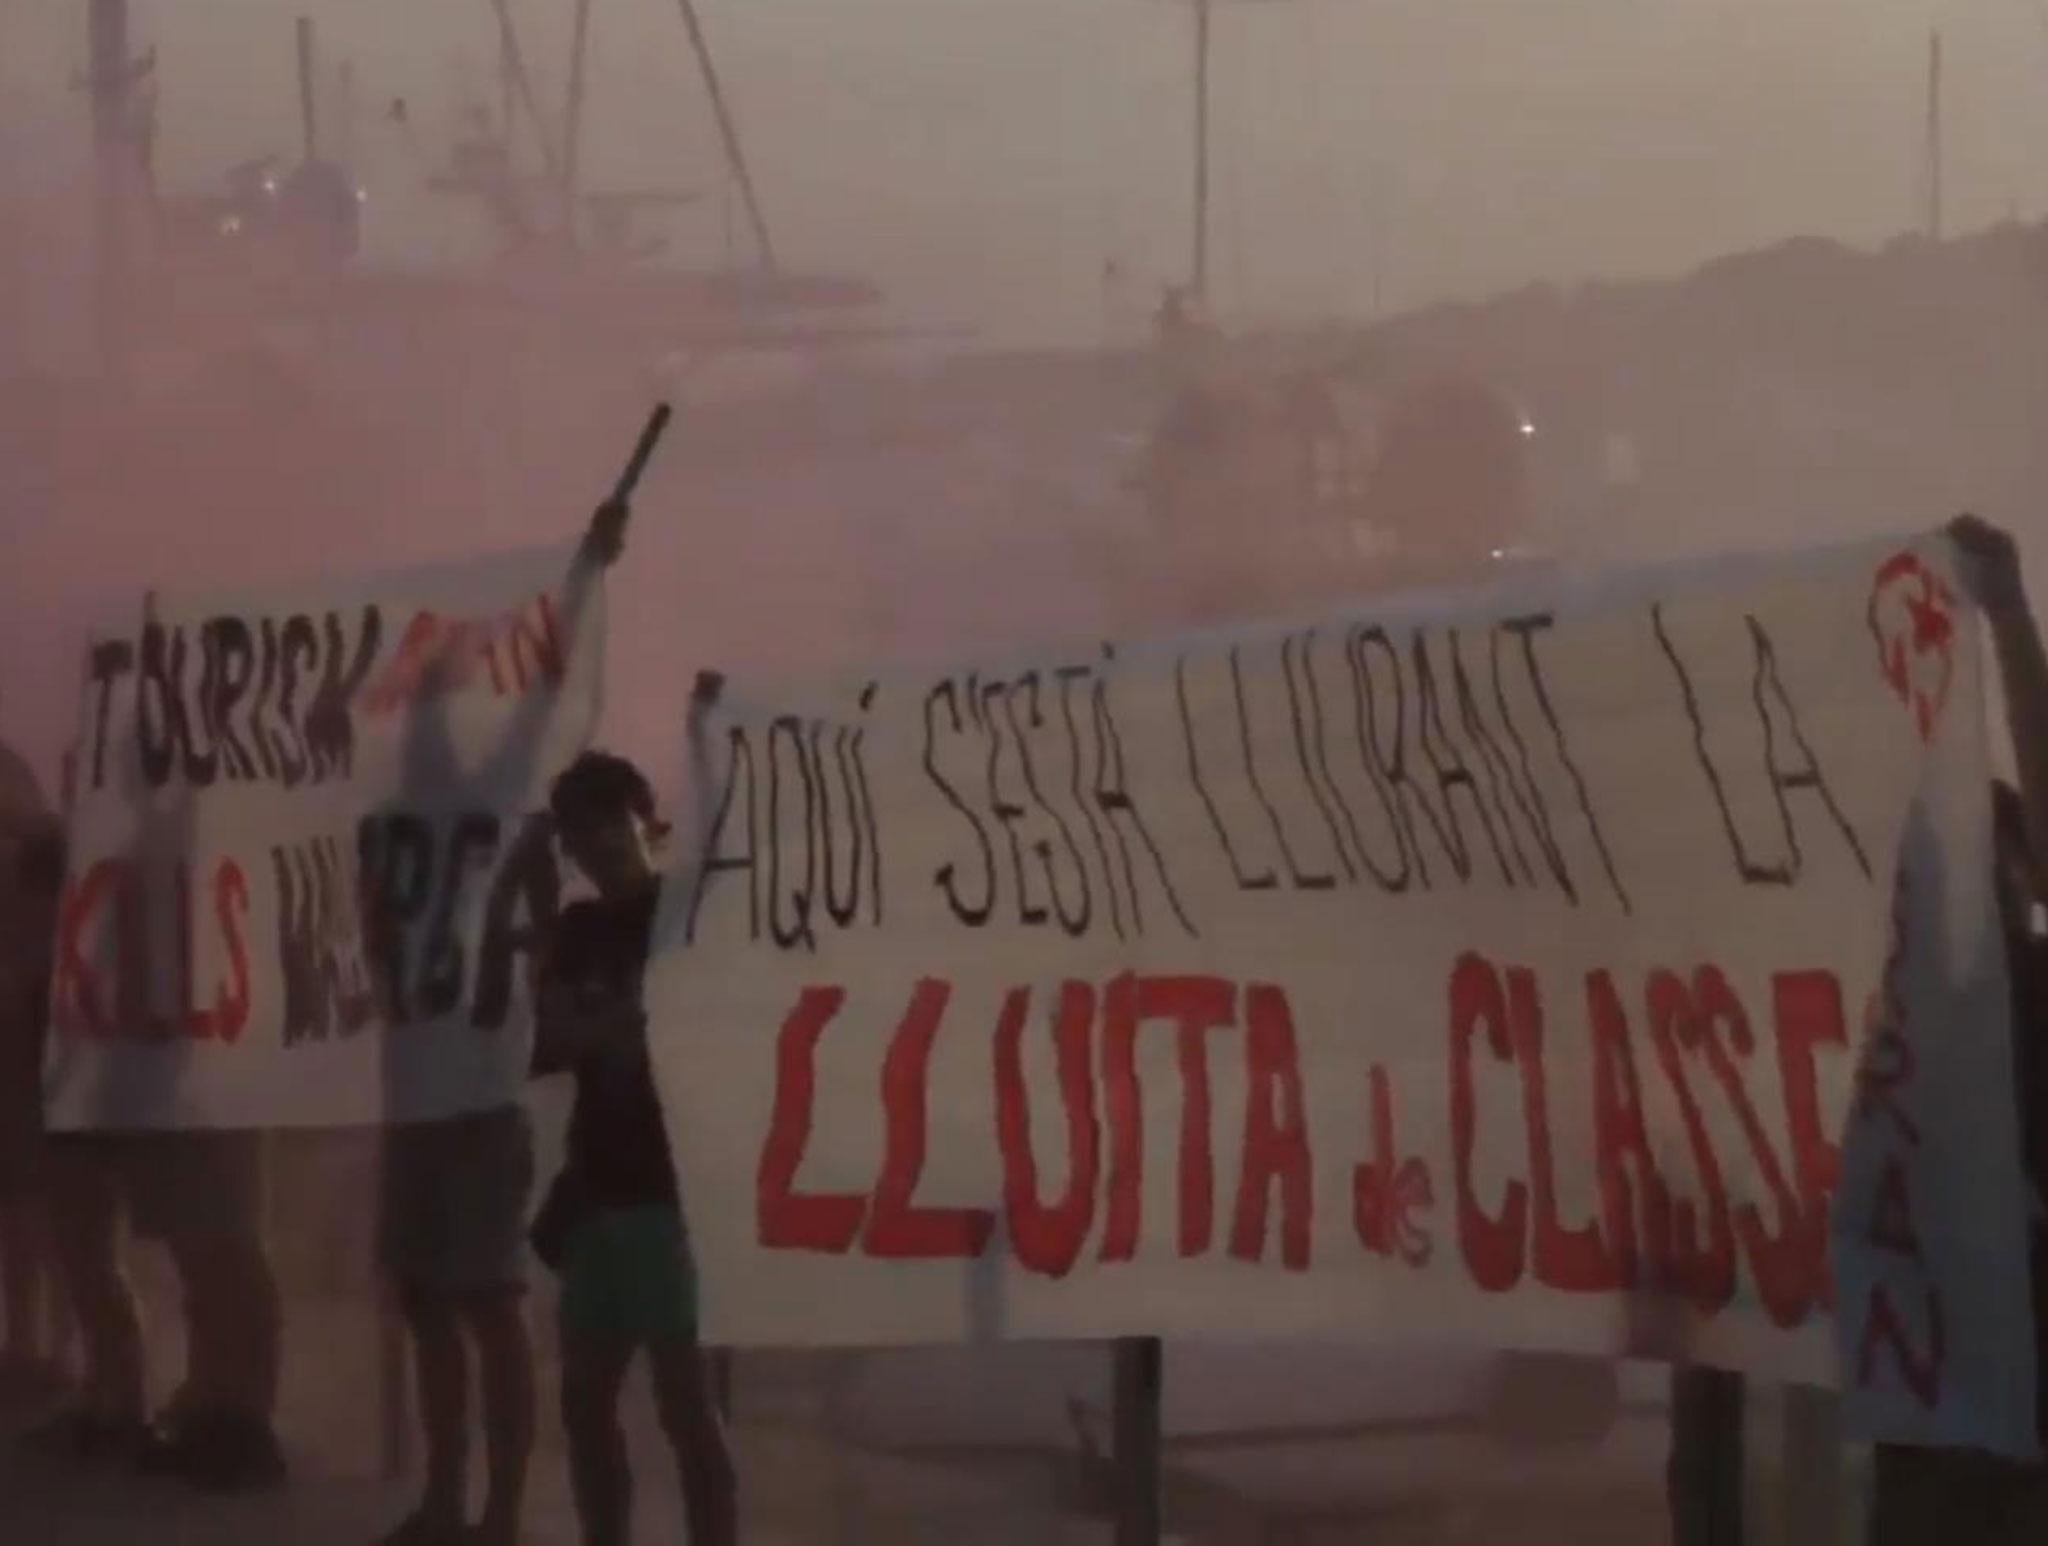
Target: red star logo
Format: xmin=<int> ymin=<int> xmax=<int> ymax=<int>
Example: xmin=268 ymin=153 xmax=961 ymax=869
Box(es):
xmin=1868 ymin=552 xmax=1956 ymax=743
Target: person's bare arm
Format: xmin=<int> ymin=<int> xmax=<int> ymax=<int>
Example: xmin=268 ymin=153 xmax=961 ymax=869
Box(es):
xmin=1952 ymin=515 xmax=2048 ymax=884
xmin=669 ymin=669 xmax=725 ymax=886
xmin=550 ymin=495 xmax=628 ymax=669
xmin=465 ymin=497 xmax=629 ymax=801
xmin=579 ymin=496 xmax=630 ymax=570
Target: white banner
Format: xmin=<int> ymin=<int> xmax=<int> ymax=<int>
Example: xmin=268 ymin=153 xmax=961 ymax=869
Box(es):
xmin=45 ymin=546 xmax=604 ymax=1130
xmin=650 ymin=531 xmax=2037 ymax=1455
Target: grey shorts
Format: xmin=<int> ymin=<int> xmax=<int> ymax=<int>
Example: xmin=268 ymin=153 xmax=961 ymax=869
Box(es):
xmin=0 ymin=1105 xmax=40 ymax=1199
xmin=125 ymin=1129 xmax=267 ymax=1244
xmin=378 ymin=1105 xmax=535 ymax=1298
xmin=38 ymin=1130 xmax=266 ymax=1257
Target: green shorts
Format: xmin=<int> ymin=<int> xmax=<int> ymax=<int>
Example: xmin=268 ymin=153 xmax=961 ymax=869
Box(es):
xmin=558 ymin=1204 xmax=698 ymax=1347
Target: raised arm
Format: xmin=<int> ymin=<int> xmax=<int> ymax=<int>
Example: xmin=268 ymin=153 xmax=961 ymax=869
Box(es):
xmin=520 ymin=494 xmax=628 ymax=741
xmin=651 ymin=670 xmax=727 ymax=921
xmin=1952 ymin=515 xmax=2048 ymax=884
xmin=443 ymin=399 xmax=656 ymax=795
xmin=457 ymin=497 xmax=627 ymax=800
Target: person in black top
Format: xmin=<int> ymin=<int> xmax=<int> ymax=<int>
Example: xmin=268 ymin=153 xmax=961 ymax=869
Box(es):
xmin=1865 ymin=518 xmax=2048 ymax=1543
xmin=534 ymin=701 xmax=734 ymax=1546
xmin=1991 ymin=779 xmax=2048 ymax=1440
xmin=1 ymin=815 xmax=66 ymax=1397
xmin=1957 ymin=522 xmax=2048 ymax=1474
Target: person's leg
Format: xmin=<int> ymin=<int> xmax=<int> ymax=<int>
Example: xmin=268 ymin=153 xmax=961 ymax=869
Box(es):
xmin=1668 ymin=1366 xmax=1744 ymax=1546
xmin=0 ymin=1047 xmax=45 ymax=1371
xmin=45 ymin=1146 xmax=145 ymax=1433
xmin=155 ymin=1222 xmax=284 ymax=1467
xmin=22 ymin=1194 xmax=57 ymax=1372
xmin=122 ymin=1133 xmax=196 ymax=1424
xmin=636 ymin=1208 xmax=735 ymax=1546
xmin=1990 ymin=1462 xmax=2048 ymax=1546
xmin=378 ymin=1119 xmax=471 ymax=1540
xmin=463 ymin=1292 xmax=534 ymax=1546
xmin=649 ymin=1339 xmax=737 ymax=1546
xmin=375 ymin=1107 xmax=535 ymax=1541
xmin=182 ymin=1228 xmax=282 ymax=1422
xmin=440 ymin=1107 xmax=536 ymax=1543
xmin=1869 ymin=1444 xmax=1999 ymax=1546
xmin=160 ymin=1225 xmax=222 ymax=1410
xmin=232 ymin=1232 xmax=283 ymax=1421
xmin=390 ymin=1290 xmax=471 ymax=1540
xmin=559 ymin=1332 xmax=635 ymax=1546
xmin=203 ymin=1132 xmax=282 ymax=1429
xmin=1 ymin=1189 xmax=44 ymax=1364
xmin=141 ymin=1135 xmax=284 ymax=1487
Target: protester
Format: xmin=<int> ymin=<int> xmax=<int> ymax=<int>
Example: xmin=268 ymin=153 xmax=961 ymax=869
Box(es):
xmin=32 ymin=824 xmax=153 ymax=1462
xmin=377 ymin=1086 xmax=538 ymax=1545
xmin=1959 ymin=517 xmax=2048 ymax=1467
xmin=532 ymin=690 xmax=735 ymax=1546
xmin=124 ymin=1129 xmax=287 ymax=1487
xmin=377 ymin=498 xmax=628 ymax=1546
xmin=0 ymin=806 xmax=64 ymax=1396
xmin=10 ymin=734 xmax=144 ymax=1466
xmin=36 ymin=1146 xmax=284 ymax=1484
xmin=91 ymin=595 xmax=290 ymax=1490
xmin=25 ymin=811 xmax=282 ymax=1488
xmin=1862 ymin=515 xmax=2048 ymax=1544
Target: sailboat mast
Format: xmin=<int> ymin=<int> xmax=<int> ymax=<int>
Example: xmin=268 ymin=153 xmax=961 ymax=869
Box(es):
xmin=672 ymin=0 xmax=777 ymax=272
xmin=561 ymin=0 xmax=593 ymax=245
xmin=1192 ymin=0 xmax=1211 ymax=305
xmin=486 ymin=0 xmax=561 ymax=185
xmin=297 ymin=15 xmax=319 ymax=161
xmin=499 ymin=19 xmax=515 ymax=147
xmin=337 ymin=60 xmax=357 ymax=167
xmin=88 ymin=0 xmax=133 ymax=370
xmin=1925 ymin=30 xmax=1943 ymax=240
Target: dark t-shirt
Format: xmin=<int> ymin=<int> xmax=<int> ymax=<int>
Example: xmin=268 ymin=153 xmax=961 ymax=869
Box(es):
xmin=1 ymin=891 xmax=55 ymax=1152
xmin=539 ymin=891 xmax=677 ymax=1210
xmin=2003 ymin=915 xmax=2048 ymax=1442
xmin=2009 ymin=924 xmax=2048 ymax=1196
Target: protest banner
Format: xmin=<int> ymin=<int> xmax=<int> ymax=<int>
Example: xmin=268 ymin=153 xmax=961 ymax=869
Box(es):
xmin=43 ymin=545 xmax=604 ymax=1131
xmin=649 ymin=530 xmax=2037 ymax=1455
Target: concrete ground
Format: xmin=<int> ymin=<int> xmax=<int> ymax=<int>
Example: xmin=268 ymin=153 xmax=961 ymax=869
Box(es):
xmin=0 ymin=1299 xmax=1708 ymax=1546
xmin=0 ymin=1127 xmax=1857 ymax=1544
